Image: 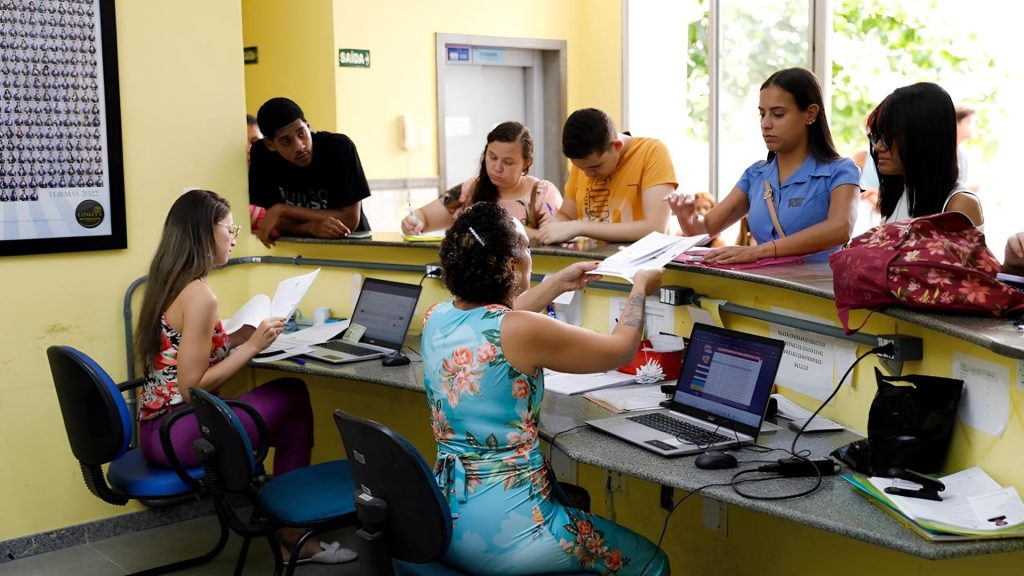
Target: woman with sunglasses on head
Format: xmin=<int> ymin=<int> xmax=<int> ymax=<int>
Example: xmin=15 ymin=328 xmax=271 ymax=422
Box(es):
xmin=422 ymin=201 xmax=669 ymax=575
xmin=666 ymin=67 xmax=860 ymax=264
xmin=135 ymin=189 xmax=354 ymax=565
xmin=867 ymin=82 xmax=983 ymax=227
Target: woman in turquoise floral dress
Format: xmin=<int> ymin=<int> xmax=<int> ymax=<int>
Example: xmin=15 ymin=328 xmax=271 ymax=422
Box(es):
xmin=422 ymin=202 xmax=670 ymax=575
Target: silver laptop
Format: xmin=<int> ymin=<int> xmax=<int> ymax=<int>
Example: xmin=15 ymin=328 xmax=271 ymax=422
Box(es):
xmin=304 ymin=278 xmax=422 ymax=364
xmin=586 ymin=323 xmax=785 ymax=456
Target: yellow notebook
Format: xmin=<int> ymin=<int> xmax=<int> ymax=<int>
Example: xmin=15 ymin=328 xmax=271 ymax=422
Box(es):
xmin=402 ymin=231 xmax=445 ymax=242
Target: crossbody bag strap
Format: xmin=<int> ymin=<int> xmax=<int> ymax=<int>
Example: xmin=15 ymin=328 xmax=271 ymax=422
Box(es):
xmin=764 ymin=181 xmax=787 ymax=238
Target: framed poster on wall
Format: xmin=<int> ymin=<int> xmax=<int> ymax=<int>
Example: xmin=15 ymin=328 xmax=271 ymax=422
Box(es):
xmin=0 ymin=0 xmax=125 ymax=257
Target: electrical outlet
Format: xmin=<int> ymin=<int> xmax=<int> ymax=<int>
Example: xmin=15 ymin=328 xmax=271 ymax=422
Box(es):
xmin=875 ymin=334 xmax=923 ymax=362
xmin=608 ymin=296 xmax=675 ymax=336
xmin=425 ymin=263 xmax=442 ymax=278
xmin=702 ymin=497 xmax=728 ymax=535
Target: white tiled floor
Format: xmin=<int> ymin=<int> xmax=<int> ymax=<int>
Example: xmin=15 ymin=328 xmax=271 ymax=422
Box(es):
xmin=0 ymin=515 xmax=361 ymax=576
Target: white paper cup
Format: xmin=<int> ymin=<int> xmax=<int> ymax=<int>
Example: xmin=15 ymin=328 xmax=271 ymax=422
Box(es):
xmin=313 ymin=306 xmax=331 ymax=325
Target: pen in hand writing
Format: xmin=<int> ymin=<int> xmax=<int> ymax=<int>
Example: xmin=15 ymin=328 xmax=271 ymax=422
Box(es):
xmin=406 ymin=204 xmax=420 ymax=226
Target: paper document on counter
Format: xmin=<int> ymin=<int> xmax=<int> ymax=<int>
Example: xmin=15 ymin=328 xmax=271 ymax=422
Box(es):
xmin=858 ymin=467 xmax=1024 ymax=537
xmin=262 ymin=320 xmax=350 ymax=354
xmin=583 ymin=383 xmax=666 ymax=413
xmin=223 ymin=268 xmax=320 ymax=333
xmin=588 ymin=232 xmax=708 ymax=283
xmin=544 ymin=369 xmax=635 ymax=395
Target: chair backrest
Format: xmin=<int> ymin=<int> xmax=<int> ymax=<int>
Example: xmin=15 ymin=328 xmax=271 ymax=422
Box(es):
xmin=190 ymin=388 xmax=257 ymax=493
xmin=333 ymin=410 xmax=451 ymax=564
xmin=47 ymin=345 xmax=131 ymax=465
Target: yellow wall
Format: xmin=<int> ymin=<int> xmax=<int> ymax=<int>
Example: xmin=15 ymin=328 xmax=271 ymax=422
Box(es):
xmin=0 ymin=1 xmax=254 ymax=541
xmin=242 ymin=0 xmax=622 ymax=180
xmin=242 ymin=0 xmax=338 ymax=131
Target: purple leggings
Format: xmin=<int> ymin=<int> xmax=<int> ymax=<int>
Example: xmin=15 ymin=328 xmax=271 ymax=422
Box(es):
xmin=139 ymin=378 xmax=313 ymax=475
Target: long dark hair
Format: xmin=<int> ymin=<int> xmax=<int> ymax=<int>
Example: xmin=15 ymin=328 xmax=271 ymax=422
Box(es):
xmin=135 ymin=190 xmax=230 ymax=369
xmin=440 ymin=202 xmax=522 ymax=306
xmin=761 ymin=68 xmax=840 ymax=163
xmin=469 ymin=122 xmax=534 ymax=204
xmin=869 ymin=82 xmax=959 ymax=219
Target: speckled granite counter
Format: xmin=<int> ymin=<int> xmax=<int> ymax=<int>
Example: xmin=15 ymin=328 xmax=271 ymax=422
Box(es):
xmin=255 ymin=354 xmax=1024 ymax=560
xmin=277 ymin=233 xmax=1024 ymax=359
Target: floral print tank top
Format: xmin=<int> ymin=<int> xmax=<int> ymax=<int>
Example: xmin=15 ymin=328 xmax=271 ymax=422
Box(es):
xmin=139 ymin=314 xmax=229 ymax=420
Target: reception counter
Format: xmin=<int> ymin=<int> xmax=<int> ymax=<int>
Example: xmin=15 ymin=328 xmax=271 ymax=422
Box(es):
xmin=134 ymin=232 xmax=1024 ymax=575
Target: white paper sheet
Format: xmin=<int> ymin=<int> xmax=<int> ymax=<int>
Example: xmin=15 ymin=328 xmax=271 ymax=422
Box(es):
xmin=583 ymin=384 xmax=666 ymax=412
xmin=262 ymin=320 xmax=350 ymax=353
xmin=953 ymin=352 xmax=1010 ymax=436
xmin=543 ymin=369 xmax=635 ymax=395
xmin=588 ymin=232 xmax=708 ymax=283
xmin=222 ymin=268 xmax=320 ymax=333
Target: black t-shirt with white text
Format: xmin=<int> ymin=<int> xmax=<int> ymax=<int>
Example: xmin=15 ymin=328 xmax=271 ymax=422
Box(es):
xmin=248 ymin=131 xmax=371 ymax=231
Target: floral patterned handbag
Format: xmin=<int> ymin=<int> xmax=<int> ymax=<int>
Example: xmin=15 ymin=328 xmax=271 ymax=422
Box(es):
xmin=830 ymin=211 xmax=1024 ymax=332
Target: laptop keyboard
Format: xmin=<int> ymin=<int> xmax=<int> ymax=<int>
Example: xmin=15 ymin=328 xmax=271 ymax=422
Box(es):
xmin=317 ymin=340 xmax=376 ymax=355
xmin=627 ymin=413 xmax=732 ymax=445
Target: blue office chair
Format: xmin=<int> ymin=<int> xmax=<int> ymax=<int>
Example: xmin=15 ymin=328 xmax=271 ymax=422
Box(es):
xmin=333 ymin=410 xmax=598 ymax=576
xmin=47 ymin=345 xmax=228 ymax=576
xmin=190 ymin=387 xmax=358 ymax=576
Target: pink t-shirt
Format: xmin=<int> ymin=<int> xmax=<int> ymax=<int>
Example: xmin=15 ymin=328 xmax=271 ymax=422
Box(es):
xmin=452 ymin=177 xmax=563 ymax=226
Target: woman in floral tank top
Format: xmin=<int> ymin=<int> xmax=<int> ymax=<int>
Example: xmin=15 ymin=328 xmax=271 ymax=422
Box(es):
xmin=422 ymin=202 xmax=669 ymax=575
xmin=134 ymin=190 xmax=353 ymax=565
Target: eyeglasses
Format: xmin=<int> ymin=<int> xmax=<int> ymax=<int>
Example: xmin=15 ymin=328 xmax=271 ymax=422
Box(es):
xmin=868 ymin=133 xmax=892 ymax=150
xmin=219 ymin=223 xmax=240 ymax=239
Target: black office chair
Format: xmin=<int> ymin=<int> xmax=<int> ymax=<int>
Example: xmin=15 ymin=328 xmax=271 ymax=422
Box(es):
xmin=333 ymin=410 xmax=599 ymax=576
xmin=191 ymin=388 xmax=358 ymax=576
xmin=47 ymin=345 xmax=228 ymax=576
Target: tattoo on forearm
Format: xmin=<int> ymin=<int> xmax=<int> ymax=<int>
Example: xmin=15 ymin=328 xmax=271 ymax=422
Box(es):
xmin=619 ymin=293 xmax=646 ymax=330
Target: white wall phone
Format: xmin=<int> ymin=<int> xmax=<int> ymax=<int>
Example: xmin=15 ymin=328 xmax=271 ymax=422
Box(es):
xmin=400 ymin=114 xmax=420 ymax=150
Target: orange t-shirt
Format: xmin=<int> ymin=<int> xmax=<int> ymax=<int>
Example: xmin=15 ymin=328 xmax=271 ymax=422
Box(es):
xmin=565 ymin=137 xmax=677 ymax=223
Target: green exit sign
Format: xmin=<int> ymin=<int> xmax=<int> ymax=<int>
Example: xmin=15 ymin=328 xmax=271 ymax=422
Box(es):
xmin=338 ymin=49 xmax=370 ymax=68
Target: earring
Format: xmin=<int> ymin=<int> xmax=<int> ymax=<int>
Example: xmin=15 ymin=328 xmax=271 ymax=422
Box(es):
xmin=807 ymin=118 xmax=816 ymax=125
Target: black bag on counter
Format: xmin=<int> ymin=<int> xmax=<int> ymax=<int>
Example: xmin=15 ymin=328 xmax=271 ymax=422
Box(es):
xmin=832 ymin=367 xmax=963 ymax=476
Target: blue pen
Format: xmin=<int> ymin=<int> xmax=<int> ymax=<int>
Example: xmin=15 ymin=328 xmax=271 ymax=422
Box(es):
xmin=289 ymin=357 xmax=306 ymax=366
xmin=546 ymin=303 xmax=557 ymax=318
xmin=545 ymin=202 xmax=555 ymax=215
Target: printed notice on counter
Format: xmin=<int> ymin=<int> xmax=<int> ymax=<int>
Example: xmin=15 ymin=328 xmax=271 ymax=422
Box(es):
xmin=769 ymin=307 xmax=856 ymax=401
xmin=953 ymin=352 xmax=1010 ymax=437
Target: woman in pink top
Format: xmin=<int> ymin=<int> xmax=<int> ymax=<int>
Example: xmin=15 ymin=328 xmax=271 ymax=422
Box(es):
xmin=402 ymin=121 xmax=562 ymax=240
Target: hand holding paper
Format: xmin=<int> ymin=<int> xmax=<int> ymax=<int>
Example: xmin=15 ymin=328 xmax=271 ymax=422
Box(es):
xmin=588 ymin=232 xmax=709 ymax=283
xmin=222 ymin=268 xmax=320 ymax=333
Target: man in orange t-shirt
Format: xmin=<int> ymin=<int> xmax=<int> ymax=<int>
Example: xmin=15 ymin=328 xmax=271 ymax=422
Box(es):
xmin=537 ymin=108 xmax=677 ymax=244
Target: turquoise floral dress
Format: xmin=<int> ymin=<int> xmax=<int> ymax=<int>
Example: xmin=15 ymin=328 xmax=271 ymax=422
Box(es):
xmin=422 ymin=301 xmax=669 ymax=575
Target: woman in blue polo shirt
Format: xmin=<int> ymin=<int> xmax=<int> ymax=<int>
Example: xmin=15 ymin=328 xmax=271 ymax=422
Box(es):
xmin=667 ymin=67 xmax=860 ymax=263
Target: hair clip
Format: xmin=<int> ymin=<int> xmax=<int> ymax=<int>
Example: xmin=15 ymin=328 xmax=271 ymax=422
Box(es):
xmin=468 ymin=226 xmax=486 ymax=246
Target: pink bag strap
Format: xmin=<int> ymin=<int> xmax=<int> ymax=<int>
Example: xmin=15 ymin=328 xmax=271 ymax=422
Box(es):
xmin=764 ymin=181 xmax=787 ymax=238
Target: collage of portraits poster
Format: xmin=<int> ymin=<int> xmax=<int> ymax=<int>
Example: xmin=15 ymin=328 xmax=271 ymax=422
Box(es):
xmin=0 ymin=0 xmax=125 ymax=256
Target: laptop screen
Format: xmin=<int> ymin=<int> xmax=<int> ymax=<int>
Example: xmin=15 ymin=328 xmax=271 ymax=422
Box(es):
xmin=349 ymin=278 xmax=422 ymax=349
xmin=669 ymin=323 xmax=785 ymax=437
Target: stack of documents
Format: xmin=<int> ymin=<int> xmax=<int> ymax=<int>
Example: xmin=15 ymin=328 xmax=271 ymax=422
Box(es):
xmin=543 ymin=369 xmax=635 ymax=395
xmin=843 ymin=467 xmax=1024 ymax=541
xmin=588 ymin=232 xmax=709 ymax=283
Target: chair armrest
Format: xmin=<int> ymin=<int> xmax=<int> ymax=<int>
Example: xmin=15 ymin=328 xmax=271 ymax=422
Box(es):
xmin=159 ymin=406 xmax=202 ymax=488
xmin=222 ymin=399 xmax=271 ymax=467
xmin=117 ymin=377 xmax=147 ymax=392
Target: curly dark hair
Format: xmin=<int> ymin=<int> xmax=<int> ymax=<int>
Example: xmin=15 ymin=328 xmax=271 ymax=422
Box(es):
xmin=440 ymin=202 xmax=523 ymax=305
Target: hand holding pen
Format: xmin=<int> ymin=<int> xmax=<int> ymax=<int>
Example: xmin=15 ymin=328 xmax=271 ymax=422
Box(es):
xmin=402 ymin=204 xmax=424 ymax=235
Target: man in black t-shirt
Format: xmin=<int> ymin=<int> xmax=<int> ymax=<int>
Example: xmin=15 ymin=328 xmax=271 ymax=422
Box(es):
xmin=249 ymin=97 xmax=371 ymax=247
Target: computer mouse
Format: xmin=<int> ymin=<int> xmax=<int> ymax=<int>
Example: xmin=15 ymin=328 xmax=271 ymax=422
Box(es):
xmin=381 ymin=353 xmax=410 ymax=367
xmin=694 ymin=450 xmax=738 ymax=470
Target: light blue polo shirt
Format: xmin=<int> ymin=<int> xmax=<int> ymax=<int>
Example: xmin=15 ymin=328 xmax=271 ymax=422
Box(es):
xmin=738 ymin=155 xmax=860 ymax=262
